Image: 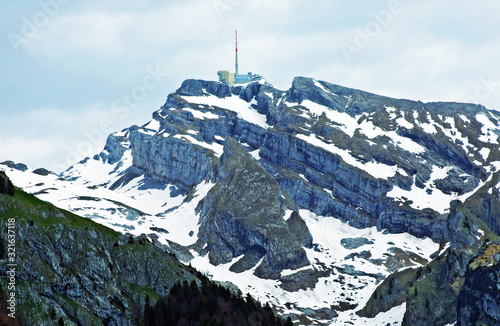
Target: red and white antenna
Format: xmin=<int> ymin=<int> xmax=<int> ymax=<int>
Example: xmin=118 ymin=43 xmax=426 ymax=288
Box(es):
xmin=235 ymin=29 xmax=239 ymax=75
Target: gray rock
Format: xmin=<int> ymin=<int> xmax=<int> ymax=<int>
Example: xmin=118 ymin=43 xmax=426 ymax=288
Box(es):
xmin=286 ymin=211 xmax=313 ymax=248
xmin=128 ymin=129 xmax=216 ymax=193
xmin=197 ymin=137 xmax=310 ymax=279
xmin=279 ymin=268 xmax=327 ymax=292
xmin=0 ymin=160 xmax=28 ymax=171
xmin=176 ymin=79 xmax=231 ymax=98
xmin=101 ymin=131 xmax=130 ymax=165
xmin=344 ymin=250 xmax=372 ymax=261
xmin=336 ymin=265 xmax=385 ymax=282
xmin=14 ymin=166 xmax=53 ymax=176
xmin=457 ymin=250 xmax=500 ymax=326
xmin=340 ymin=237 xmax=374 ymax=250
xmin=229 ymin=245 xmax=267 ymax=273
xmin=463 ymin=171 xmax=500 ymax=235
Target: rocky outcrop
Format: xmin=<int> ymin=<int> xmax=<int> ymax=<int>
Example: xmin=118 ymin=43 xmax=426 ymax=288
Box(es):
xmin=400 ymin=200 xmax=498 ymax=326
xmin=457 ymin=243 xmax=500 ymax=325
xmin=197 ymin=137 xmax=311 ymax=279
xmin=1 ymin=161 xmax=28 ymax=172
xmin=359 ymin=197 xmax=500 ymax=326
xmin=400 ymin=249 xmax=463 ymax=326
xmin=357 ymin=267 xmax=420 ymax=318
xmin=128 ymin=129 xmax=217 ymax=193
xmin=32 ymin=167 xmax=55 ymax=176
xmin=340 ymin=237 xmax=374 ymax=250
xmin=463 ymin=171 xmax=500 ymax=235
xmin=377 ymin=201 xmax=448 ymax=241
xmin=100 ymin=131 xmax=130 ymax=165
xmin=176 ymin=79 xmax=232 ymax=98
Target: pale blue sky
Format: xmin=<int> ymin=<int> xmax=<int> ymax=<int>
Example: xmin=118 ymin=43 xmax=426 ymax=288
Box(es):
xmin=1 ymin=0 xmax=500 ymax=172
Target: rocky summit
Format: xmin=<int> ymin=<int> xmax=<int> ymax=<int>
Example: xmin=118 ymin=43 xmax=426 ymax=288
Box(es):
xmin=3 ymin=76 xmax=500 ymax=325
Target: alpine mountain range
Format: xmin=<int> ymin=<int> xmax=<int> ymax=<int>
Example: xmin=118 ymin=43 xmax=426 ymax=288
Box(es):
xmin=2 ymin=76 xmax=500 ymax=325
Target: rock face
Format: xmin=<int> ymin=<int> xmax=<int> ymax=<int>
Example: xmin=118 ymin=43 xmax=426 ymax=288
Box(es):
xmin=55 ymin=75 xmax=500 ymax=324
xmin=400 ymin=201 xmax=498 ymax=326
xmin=176 ymin=78 xmax=232 ymax=98
xmin=128 ymin=129 xmax=216 ymax=193
xmin=357 ymin=267 xmax=420 ymax=318
xmin=69 ymin=76 xmax=500 ymax=245
xmin=258 ymin=130 xmax=391 ymax=229
xmin=463 ymin=171 xmax=500 ymax=235
xmin=457 ymin=243 xmax=500 ymax=325
xmin=197 ymin=137 xmax=312 ymax=279
xmin=0 ymin=190 xmax=200 ymax=326
xmin=359 ymin=200 xmax=500 ymax=326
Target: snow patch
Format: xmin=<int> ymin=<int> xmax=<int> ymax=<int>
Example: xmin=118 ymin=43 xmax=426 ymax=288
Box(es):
xmin=173 ymin=134 xmax=223 ymax=156
xmin=480 ymin=148 xmax=491 ymax=161
xmin=396 ymin=116 xmax=414 ymax=129
xmin=476 ymin=112 xmax=500 ymax=143
xmin=313 ymin=79 xmax=335 ymax=96
xmin=182 ymin=107 xmax=220 ymax=120
xmin=143 ymin=119 xmax=161 ymax=132
xmin=388 ymin=167 xmax=494 ymax=213
xmin=283 ymin=209 xmax=293 ymax=221
xmin=385 ymin=106 xmax=398 ymax=120
xmin=249 ymin=148 xmax=260 ymax=160
xmin=300 ymin=100 xmax=359 ymax=137
xmin=296 ymin=133 xmax=403 ymax=179
xmin=281 ymin=265 xmax=313 ymax=277
xmin=180 ymin=94 xmax=269 ymax=128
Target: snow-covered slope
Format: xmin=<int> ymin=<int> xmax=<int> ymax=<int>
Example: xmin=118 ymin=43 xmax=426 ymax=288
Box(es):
xmin=4 ymin=76 xmax=500 ymax=325
xmin=2 ymin=161 xmax=438 ymax=325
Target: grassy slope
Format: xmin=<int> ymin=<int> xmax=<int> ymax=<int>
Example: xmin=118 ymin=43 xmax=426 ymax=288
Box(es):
xmin=0 ymin=189 xmax=199 ymax=325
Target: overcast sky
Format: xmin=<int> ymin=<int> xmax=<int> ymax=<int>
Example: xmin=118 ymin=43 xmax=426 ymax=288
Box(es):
xmin=1 ymin=0 xmax=500 ymax=173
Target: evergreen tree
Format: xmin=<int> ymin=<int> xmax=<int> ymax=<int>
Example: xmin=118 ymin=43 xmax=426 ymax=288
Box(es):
xmin=144 ymin=295 xmax=153 ymax=326
xmin=0 ymin=172 xmax=14 ymax=196
xmin=246 ymin=293 xmax=255 ymax=307
xmin=190 ymin=280 xmax=200 ymax=296
xmin=153 ymin=298 xmax=168 ymax=326
xmin=170 ymin=282 xmax=180 ymax=297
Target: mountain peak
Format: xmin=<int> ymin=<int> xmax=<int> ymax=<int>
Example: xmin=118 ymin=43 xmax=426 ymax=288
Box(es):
xmin=176 ymin=78 xmax=232 ymax=98
xmin=7 ymin=75 xmax=500 ymax=325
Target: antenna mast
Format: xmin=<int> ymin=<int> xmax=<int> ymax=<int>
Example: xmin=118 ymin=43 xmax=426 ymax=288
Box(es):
xmin=235 ymin=30 xmax=239 ymax=75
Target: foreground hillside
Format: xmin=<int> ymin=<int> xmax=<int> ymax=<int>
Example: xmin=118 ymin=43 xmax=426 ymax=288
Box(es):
xmin=3 ymin=75 xmax=500 ymax=325
xmin=0 ymin=172 xmax=289 ymax=325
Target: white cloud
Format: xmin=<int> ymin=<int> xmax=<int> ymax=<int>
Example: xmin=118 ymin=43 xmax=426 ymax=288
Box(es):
xmin=2 ymin=0 xmax=500 ymax=171
xmin=0 ymin=102 xmax=155 ymax=173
